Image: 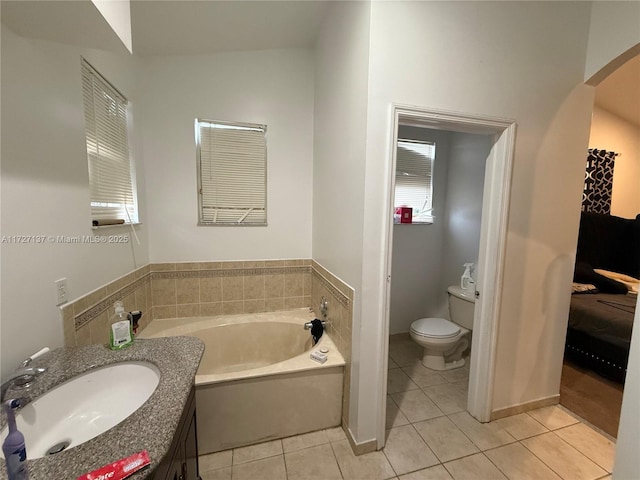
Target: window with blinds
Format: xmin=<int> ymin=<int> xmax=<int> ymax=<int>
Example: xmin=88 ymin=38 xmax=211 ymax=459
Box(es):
xmin=394 ymin=139 xmax=435 ymax=223
xmin=81 ymin=58 xmax=138 ymax=225
xmin=196 ymin=119 xmax=267 ymax=225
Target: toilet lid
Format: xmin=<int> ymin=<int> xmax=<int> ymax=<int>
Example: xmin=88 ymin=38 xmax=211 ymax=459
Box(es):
xmin=411 ymin=318 xmax=461 ymax=339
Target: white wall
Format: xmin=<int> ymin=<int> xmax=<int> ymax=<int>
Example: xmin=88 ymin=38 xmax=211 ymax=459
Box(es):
xmin=390 ymin=128 xmax=451 ymax=334
xmin=312 ymin=0 xmax=371 ymax=439
xmin=356 ymin=1 xmax=594 ymax=443
xmin=0 ymin=26 xmax=148 ymax=378
xmin=138 ymin=49 xmax=314 ymax=262
xmin=91 ymin=0 xmax=132 ymax=53
xmin=584 ymin=1 xmax=640 ymax=84
xmin=440 ymin=132 xmax=491 ymax=292
xmin=589 ymin=106 xmax=640 ymax=219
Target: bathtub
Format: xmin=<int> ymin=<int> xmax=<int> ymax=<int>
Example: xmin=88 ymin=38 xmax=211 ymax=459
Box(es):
xmin=139 ymin=309 xmax=345 ymax=453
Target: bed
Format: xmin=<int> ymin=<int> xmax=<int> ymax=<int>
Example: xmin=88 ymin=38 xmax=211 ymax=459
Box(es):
xmin=565 ymin=212 xmax=640 ymax=383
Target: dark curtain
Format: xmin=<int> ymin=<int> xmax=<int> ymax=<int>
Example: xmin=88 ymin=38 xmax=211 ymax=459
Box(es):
xmin=582 ymin=148 xmax=617 ymax=215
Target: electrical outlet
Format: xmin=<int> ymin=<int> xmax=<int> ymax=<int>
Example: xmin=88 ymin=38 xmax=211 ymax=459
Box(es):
xmin=55 ymin=278 xmax=68 ymax=306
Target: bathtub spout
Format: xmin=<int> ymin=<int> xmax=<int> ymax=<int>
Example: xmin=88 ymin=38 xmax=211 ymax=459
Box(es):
xmin=304 ymin=320 xmax=326 ymax=330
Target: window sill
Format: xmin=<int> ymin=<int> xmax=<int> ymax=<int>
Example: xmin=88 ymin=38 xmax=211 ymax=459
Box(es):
xmin=91 ymin=222 xmax=142 ymax=230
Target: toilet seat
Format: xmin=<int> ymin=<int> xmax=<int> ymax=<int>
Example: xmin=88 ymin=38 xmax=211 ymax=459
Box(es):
xmin=411 ymin=318 xmax=461 ymax=339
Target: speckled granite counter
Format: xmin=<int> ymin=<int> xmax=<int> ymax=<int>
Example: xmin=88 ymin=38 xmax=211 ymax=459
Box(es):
xmin=0 ymin=336 xmax=204 ymax=479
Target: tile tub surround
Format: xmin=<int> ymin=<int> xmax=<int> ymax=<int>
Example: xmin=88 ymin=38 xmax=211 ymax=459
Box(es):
xmin=149 ymin=260 xmax=312 ymax=320
xmin=311 ymin=261 xmax=354 ymax=438
xmin=0 ymin=337 xmax=204 ymax=480
xmin=61 ymin=264 xmax=153 ymax=347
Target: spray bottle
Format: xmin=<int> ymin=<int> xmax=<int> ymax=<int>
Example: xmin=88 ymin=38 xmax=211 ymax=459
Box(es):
xmin=461 ymin=263 xmax=474 ymax=291
xmin=3 ymin=399 xmax=28 ymax=480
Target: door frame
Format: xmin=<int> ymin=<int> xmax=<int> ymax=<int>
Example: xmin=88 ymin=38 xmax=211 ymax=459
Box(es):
xmin=380 ymin=104 xmax=516 ymax=440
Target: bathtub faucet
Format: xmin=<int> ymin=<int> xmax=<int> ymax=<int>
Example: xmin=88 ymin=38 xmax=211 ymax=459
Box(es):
xmin=304 ymin=320 xmax=326 ymax=330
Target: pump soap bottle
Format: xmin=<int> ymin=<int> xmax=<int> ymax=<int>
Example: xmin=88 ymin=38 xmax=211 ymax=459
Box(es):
xmin=3 ymin=399 xmax=28 ymax=480
xmin=109 ymin=300 xmax=134 ymax=350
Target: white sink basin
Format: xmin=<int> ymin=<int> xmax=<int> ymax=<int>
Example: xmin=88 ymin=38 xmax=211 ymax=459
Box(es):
xmin=1 ymin=361 xmax=160 ymax=459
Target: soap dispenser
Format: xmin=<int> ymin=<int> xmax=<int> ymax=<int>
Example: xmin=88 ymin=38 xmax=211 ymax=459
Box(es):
xmin=109 ymin=301 xmax=133 ymax=350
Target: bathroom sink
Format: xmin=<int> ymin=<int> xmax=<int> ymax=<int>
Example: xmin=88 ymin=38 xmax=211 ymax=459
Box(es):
xmin=1 ymin=361 xmax=160 ymax=459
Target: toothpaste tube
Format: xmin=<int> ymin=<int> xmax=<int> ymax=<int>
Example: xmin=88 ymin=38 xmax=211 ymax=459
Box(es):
xmin=76 ymin=450 xmax=151 ymax=480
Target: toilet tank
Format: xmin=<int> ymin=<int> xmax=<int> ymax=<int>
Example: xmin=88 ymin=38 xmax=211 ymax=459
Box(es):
xmin=447 ymin=286 xmax=476 ymax=330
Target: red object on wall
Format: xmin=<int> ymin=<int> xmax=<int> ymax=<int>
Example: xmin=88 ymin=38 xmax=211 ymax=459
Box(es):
xmin=396 ymin=207 xmax=413 ymax=223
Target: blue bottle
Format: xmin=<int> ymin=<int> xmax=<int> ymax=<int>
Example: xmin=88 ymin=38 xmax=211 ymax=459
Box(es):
xmin=2 ymin=399 xmax=28 ymax=480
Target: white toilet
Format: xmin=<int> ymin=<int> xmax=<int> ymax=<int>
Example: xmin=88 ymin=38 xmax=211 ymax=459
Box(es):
xmin=409 ymin=286 xmax=476 ymax=371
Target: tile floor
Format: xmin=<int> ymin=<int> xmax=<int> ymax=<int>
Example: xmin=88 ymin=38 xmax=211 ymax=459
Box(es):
xmin=198 ymin=334 xmax=616 ymax=480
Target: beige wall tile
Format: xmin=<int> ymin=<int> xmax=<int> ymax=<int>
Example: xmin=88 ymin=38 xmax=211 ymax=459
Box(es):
xmin=284 ymin=259 xmax=305 ymax=266
xmin=177 ymin=278 xmax=200 ymax=304
xmin=199 ymin=262 xmax=221 ymax=270
xmin=222 ymin=301 xmax=244 ymax=315
xmin=244 ymin=299 xmax=265 ymax=314
xmin=135 ymin=287 xmax=148 ymax=315
xmin=222 ymin=276 xmax=243 ymax=301
xmin=303 ymin=273 xmax=312 ymax=296
xmin=221 ymin=261 xmax=244 ymax=269
xmin=284 ymin=297 xmax=307 ymax=309
xmin=72 ymin=296 xmax=90 ymax=316
xmin=285 ymin=274 xmax=304 ymax=297
xmin=265 ymin=260 xmax=285 ymax=267
xmin=176 ymin=303 xmax=199 ymax=318
xmin=201 ymin=278 xmax=222 ymax=303
xmin=86 ymin=287 xmax=107 ymax=308
xmin=265 ymin=298 xmax=285 ymax=312
xmin=244 ymin=275 xmax=265 ymax=300
xmin=243 ymin=261 xmax=265 ymax=268
xmin=76 ymin=324 xmax=91 ymax=347
xmin=89 ymin=312 xmax=109 ymax=345
xmin=265 ymin=274 xmax=284 ymax=298
xmin=200 ymin=302 xmax=222 ymax=317
xmin=153 ymin=305 xmax=177 ymax=319
xmin=151 ymin=278 xmax=176 ymax=306
xmin=62 ymin=307 xmax=75 ymax=347
xmin=177 ymin=262 xmax=200 ymax=270
xmin=150 ymin=263 xmax=176 ymax=271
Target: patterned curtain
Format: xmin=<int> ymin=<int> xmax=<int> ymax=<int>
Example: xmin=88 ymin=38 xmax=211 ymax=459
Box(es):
xmin=582 ymin=148 xmax=617 ymax=214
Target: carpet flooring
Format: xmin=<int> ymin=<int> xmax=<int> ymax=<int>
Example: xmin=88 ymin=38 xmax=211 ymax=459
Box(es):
xmin=560 ymin=359 xmax=624 ymax=438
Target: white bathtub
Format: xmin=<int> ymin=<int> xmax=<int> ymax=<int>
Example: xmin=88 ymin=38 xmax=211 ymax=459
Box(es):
xmin=140 ymin=309 xmax=345 ymax=453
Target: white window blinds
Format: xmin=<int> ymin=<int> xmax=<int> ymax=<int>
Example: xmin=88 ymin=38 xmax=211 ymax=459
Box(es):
xmin=196 ymin=119 xmax=267 ymax=225
xmin=81 ymin=59 xmax=138 ymax=224
xmin=395 ymin=140 xmax=435 ymax=223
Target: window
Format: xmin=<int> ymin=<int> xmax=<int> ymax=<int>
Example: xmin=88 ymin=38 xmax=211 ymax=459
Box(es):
xmin=81 ymin=59 xmax=138 ymax=225
xmin=394 ymin=139 xmax=435 ymax=223
xmin=196 ymin=119 xmax=267 ymax=225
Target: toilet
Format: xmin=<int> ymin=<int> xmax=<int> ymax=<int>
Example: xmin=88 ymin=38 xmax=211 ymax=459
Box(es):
xmin=409 ymin=286 xmax=476 ymax=371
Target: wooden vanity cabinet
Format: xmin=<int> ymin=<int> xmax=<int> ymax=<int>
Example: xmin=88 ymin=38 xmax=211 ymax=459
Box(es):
xmin=154 ymin=385 xmax=200 ymax=480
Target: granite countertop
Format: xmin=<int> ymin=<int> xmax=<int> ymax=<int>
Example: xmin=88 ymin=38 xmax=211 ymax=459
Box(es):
xmin=0 ymin=336 xmax=204 ymax=479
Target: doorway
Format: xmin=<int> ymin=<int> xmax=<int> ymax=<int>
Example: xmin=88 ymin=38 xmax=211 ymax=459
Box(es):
xmin=380 ymin=106 xmax=516 ymax=444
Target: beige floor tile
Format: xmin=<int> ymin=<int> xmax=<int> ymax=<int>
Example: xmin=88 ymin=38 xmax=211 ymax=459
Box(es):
xmin=199 ymin=450 xmax=232 ymax=472
xmin=494 ymin=413 xmax=548 ymax=440
xmin=332 ymin=439 xmax=396 ymax=480
xmin=484 ymin=442 xmax=562 ymax=480
xmin=387 ymin=396 xmax=411 ymax=429
xmin=399 ymin=465 xmax=453 ymax=480
xmin=325 ymin=426 xmax=348 ymax=443
xmin=521 ymin=432 xmax=607 ymax=480
xmin=401 ymin=364 xmax=448 ymax=388
xmin=413 ymin=416 xmax=479 ymax=463
xmin=382 ymin=425 xmax=439 ymax=475
xmin=554 ymin=423 xmax=616 ymax=472
xmin=282 ymin=429 xmax=329 ymax=453
xmin=388 ymin=368 xmax=420 ymax=393
xmin=231 ymin=455 xmax=286 ymax=480
xmin=443 ymin=453 xmax=507 ymax=480
xmin=448 ymin=411 xmax=516 ymax=451
xmin=526 ymin=405 xmax=579 ymax=430
xmin=284 ymin=443 xmax=342 ymax=480
xmin=422 ymin=383 xmax=468 ymax=415
xmin=389 ymin=356 xmax=399 ymax=369
xmin=389 ymin=342 xmax=423 ymax=367
xmin=438 ymin=367 xmax=469 ymax=384
xmin=200 ymin=467 xmax=231 ymax=480
xmin=390 ymin=389 xmax=444 ymax=423
xmin=233 ymin=439 xmax=283 ymax=464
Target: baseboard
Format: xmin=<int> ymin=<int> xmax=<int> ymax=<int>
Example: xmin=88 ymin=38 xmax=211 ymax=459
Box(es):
xmin=344 ymin=422 xmax=377 ymax=456
xmin=490 ymin=394 xmax=560 ymax=421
